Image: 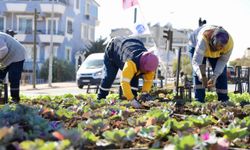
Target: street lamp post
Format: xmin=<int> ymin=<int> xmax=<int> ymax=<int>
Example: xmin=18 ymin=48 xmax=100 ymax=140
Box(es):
xmin=48 ymin=0 xmax=54 ymax=87
xmin=33 ymin=8 xmax=38 ymax=89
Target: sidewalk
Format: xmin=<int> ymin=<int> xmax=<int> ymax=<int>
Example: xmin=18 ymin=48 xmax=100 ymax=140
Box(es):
xmin=20 ymin=82 xmax=236 ymax=91
xmin=19 ymin=82 xmax=236 ymax=97
xmin=20 ymin=82 xmax=76 ymax=91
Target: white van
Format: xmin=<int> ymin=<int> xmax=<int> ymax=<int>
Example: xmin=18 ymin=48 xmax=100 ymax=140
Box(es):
xmin=76 ymin=53 xmax=120 ymax=89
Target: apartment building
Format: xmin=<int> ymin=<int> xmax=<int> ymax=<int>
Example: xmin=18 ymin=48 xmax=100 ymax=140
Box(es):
xmin=0 ymin=0 xmax=99 ymax=81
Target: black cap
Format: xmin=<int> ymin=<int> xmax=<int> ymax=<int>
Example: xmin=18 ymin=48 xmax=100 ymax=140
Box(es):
xmin=6 ymin=29 xmax=17 ymax=37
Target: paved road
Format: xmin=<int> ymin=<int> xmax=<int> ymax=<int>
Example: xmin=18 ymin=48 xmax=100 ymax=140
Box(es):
xmin=20 ymin=82 xmax=88 ymax=97
xmin=20 ymin=82 xmax=120 ymax=97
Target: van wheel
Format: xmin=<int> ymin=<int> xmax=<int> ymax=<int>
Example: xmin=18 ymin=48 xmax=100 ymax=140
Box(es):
xmin=78 ymin=85 xmax=83 ymax=89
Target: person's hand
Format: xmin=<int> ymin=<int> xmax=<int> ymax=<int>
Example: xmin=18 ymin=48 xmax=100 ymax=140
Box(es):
xmin=207 ymin=75 xmax=217 ymax=88
xmin=131 ymin=99 xmax=142 ymax=109
xmin=138 ymin=93 xmax=153 ymax=102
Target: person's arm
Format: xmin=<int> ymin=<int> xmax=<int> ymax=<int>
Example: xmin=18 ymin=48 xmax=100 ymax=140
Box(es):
xmin=192 ymin=37 xmax=207 ymax=80
xmin=208 ymin=35 xmax=233 ymax=88
xmin=141 ymin=71 xmax=155 ymax=93
xmin=0 ymin=38 xmax=8 ymax=60
xmin=213 ymin=49 xmax=232 ymax=78
xmin=120 ymin=60 xmax=137 ymax=100
xmin=207 ymin=49 xmax=232 ymax=88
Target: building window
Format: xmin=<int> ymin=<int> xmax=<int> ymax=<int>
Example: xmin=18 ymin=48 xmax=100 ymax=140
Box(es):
xmin=24 ymin=45 xmax=33 ymax=61
xmin=90 ymin=26 xmax=95 ymax=41
xmin=65 ymin=47 xmax=71 ymax=61
xmin=76 ymin=0 xmax=80 ymax=10
xmin=0 ymin=17 xmax=5 ymax=32
xmin=23 ymin=44 xmax=40 ymax=62
xmin=65 ymin=17 xmax=73 ymax=39
xmin=67 ymin=20 xmax=73 ymax=34
xmin=81 ymin=24 xmax=94 ymax=41
xmin=74 ymin=0 xmax=80 ymax=14
xmin=85 ymin=0 xmax=90 ymax=15
xmin=47 ymin=18 xmax=58 ymax=34
xmin=45 ymin=46 xmax=58 ymax=61
xmin=81 ymin=24 xmax=89 ymax=39
xmin=92 ymin=4 xmax=98 ymax=19
xmin=81 ymin=24 xmax=87 ymax=39
xmin=17 ymin=16 xmax=33 ymax=34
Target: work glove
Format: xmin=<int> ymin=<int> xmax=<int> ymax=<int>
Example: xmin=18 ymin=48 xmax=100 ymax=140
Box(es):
xmin=131 ymin=99 xmax=142 ymax=109
xmin=138 ymin=93 xmax=153 ymax=102
xmin=207 ymin=75 xmax=217 ymax=88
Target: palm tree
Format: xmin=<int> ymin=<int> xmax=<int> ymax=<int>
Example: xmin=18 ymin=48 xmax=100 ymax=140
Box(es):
xmin=84 ymin=37 xmax=107 ymax=58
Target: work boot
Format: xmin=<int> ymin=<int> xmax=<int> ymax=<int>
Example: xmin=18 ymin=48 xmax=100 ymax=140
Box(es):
xmin=221 ymin=101 xmax=234 ymax=107
xmin=10 ymin=97 xmax=20 ymax=104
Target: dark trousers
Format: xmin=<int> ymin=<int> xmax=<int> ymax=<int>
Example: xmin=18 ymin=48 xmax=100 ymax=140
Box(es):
xmin=189 ymin=48 xmax=229 ymax=102
xmin=97 ymin=54 xmax=119 ymax=99
xmin=0 ymin=60 xmax=24 ymax=100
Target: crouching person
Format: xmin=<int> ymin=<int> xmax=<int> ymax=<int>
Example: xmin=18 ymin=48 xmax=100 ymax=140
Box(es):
xmin=97 ymin=36 xmax=159 ymax=108
xmin=0 ymin=31 xmax=26 ymax=103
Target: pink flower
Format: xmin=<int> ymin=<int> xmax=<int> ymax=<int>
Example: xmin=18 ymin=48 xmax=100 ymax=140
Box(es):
xmin=201 ymin=132 xmax=210 ymax=141
xmin=111 ymin=109 xmax=117 ymax=115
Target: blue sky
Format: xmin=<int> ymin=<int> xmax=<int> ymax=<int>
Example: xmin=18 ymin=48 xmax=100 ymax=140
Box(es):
xmin=95 ymin=0 xmax=250 ymax=60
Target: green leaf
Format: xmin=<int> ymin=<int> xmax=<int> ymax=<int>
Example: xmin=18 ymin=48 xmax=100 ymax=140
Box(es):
xmin=168 ymin=135 xmax=197 ymax=150
xmin=20 ymin=140 xmax=40 ymax=150
xmin=82 ymin=131 xmax=99 ymax=143
xmin=56 ymin=108 xmax=74 ymax=119
xmin=222 ymin=124 xmax=249 ymax=141
xmin=156 ymin=120 xmax=171 ymax=139
xmin=145 ymin=108 xmax=170 ymax=123
xmin=102 ymin=128 xmax=136 ymax=144
xmin=138 ymin=125 xmax=159 ymax=140
xmin=187 ymin=115 xmax=216 ymax=127
xmin=102 ymin=130 xmax=123 ymax=143
xmin=172 ymin=119 xmax=193 ymax=131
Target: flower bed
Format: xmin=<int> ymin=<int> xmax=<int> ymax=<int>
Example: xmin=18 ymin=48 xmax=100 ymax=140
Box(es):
xmin=0 ymin=91 xmax=250 ymax=149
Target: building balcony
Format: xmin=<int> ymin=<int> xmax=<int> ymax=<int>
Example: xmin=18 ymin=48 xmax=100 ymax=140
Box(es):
xmin=40 ymin=0 xmax=67 ymax=15
xmin=38 ymin=34 xmax=64 ymax=44
xmin=15 ymin=30 xmax=65 ymax=44
xmin=3 ymin=0 xmax=67 ymax=14
xmin=38 ymin=30 xmax=65 ymax=44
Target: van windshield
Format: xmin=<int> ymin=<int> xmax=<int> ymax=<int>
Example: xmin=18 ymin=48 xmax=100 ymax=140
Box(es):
xmin=81 ymin=59 xmax=103 ymax=69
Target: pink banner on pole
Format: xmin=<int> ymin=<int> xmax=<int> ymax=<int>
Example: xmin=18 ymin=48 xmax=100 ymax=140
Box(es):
xmin=122 ymin=0 xmax=139 ymax=9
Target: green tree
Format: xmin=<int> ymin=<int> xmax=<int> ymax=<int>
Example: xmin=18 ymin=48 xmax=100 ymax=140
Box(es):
xmin=84 ymin=37 xmax=107 ymax=58
xmin=229 ymin=57 xmax=250 ymax=67
xmin=229 ymin=60 xmax=238 ymax=67
xmin=40 ymin=58 xmax=75 ymax=82
xmin=172 ymin=55 xmax=192 ymax=77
